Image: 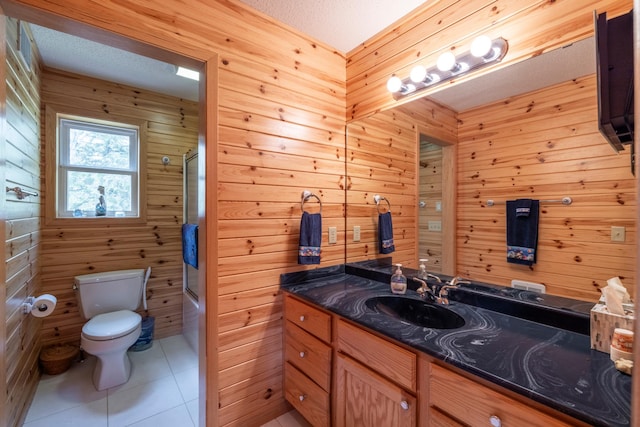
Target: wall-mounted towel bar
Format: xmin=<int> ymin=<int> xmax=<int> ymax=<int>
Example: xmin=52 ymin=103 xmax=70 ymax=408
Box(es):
xmin=373 ymin=194 xmax=391 ymax=213
xmin=301 ymin=190 xmax=322 ymax=213
xmin=6 ymin=186 xmax=39 ymax=200
xmin=487 ymin=196 xmax=572 ymax=207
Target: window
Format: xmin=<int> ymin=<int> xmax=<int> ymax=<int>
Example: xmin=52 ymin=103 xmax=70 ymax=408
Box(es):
xmin=57 ymin=115 xmax=140 ymax=218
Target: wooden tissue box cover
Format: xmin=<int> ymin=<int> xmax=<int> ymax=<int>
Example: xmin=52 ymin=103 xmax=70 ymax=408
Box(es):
xmin=590 ymin=302 xmax=634 ymax=353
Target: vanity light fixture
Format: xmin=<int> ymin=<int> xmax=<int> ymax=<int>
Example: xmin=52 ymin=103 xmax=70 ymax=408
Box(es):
xmin=387 ymin=36 xmax=508 ymax=100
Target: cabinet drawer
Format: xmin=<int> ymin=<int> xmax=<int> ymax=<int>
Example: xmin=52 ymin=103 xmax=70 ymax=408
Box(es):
xmin=285 ymin=295 xmax=331 ymax=343
xmin=429 ymin=363 xmax=573 ymax=427
xmin=337 ymin=319 xmax=416 ymax=392
xmin=285 ymin=362 xmax=330 ymax=427
xmin=285 ymin=321 xmax=332 ymax=391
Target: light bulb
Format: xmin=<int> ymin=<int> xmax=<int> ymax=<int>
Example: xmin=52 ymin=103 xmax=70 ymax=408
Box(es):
xmin=410 ymin=65 xmax=427 ymax=83
xmin=386 ymin=76 xmax=403 ymax=93
xmin=436 ymin=52 xmax=457 ymax=72
xmin=471 ymin=35 xmax=493 ymax=58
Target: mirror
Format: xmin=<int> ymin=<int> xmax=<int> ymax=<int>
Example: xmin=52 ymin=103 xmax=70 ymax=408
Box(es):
xmin=346 ymin=36 xmax=636 ymax=301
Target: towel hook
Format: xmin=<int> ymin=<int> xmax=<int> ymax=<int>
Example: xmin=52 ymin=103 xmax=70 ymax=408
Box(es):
xmin=6 ymin=186 xmax=39 ymax=200
xmin=373 ymin=194 xmax=391 ymax=214
xmin=301 ymin=190 xmax=322 ymax=213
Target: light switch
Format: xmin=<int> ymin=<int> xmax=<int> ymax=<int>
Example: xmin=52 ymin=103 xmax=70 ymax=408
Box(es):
xmin=353 ymin=225 xmax=361 ymax=242
xmin=428 ymin=221 xmax=442 ymax=232
xmin=435 ymin=201 xmax=442 ymax=212
xmin=328 ymin=226 xmax=337 ymax=244
xmin=611 ymin=226 xmax=625 ymax=242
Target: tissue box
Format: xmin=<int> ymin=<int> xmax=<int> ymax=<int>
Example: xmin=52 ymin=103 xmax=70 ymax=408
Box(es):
xmin=590 ymin=301 xmax=634 ymax=353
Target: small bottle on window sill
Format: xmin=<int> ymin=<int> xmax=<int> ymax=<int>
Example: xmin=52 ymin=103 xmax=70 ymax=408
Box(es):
xmin=95 ymin=185 xmax=107 ymax=216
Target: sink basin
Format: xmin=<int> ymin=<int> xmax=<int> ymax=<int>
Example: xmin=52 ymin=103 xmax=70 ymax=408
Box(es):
xmin=365 ymin=296 xmax=465 ymax=329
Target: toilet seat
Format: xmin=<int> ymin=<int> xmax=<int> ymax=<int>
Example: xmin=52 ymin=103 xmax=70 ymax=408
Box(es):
xmin=82 ymin=310 xmax=141 ymax=341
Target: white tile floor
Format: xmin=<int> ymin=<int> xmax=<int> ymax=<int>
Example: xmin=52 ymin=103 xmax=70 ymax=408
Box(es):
xmin=23 ymin=334 xmax=309 ymax=427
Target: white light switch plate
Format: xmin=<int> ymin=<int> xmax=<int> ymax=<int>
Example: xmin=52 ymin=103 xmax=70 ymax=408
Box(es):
xmin=353 ymin=225 xmax=361 ymax=242
xmin=328 ymin=226 xmax=337 ymax=244
xmin=428 ymin=221 xmax=442 ymax=232
xmin=611 ymin=226 xmax=625 ymax=242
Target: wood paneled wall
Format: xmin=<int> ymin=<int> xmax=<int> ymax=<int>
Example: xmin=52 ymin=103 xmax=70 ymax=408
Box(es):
xmin=418 ymin=141 xmax=443 ymax=274
xmin=346 ymin=97 xmax=457 ymax=269
xmin=346 ymin=0 xmax=633 ymax=121
xmin=4 ymin=17 xmax=42 ymax=427
xmin=457 ymin=75 xmax=636 ymax=301
xmin=0 ymin=1 xmax=347 ymax=425
xmin=345 ymin=108 xmax=417 ymax=266
xmin=39 ymin=69 xmax=198 ymax=346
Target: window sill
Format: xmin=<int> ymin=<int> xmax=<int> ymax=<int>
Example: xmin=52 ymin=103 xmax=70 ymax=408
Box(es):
xmin=45 ymin=216 xmax=147 ymax=227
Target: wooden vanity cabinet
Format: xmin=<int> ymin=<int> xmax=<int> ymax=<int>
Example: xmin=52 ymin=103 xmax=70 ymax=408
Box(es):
xmin=283 ymin=295 xmax=332 ymax=427
xmin=335 ymin=319 xmax=417 ymax=427
xmin=284 ymin=294 xmax=586 ymax=427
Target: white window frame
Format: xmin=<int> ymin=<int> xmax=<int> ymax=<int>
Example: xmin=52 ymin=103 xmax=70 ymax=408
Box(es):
xmin=56 ymin=115 xmax=141 ymax=218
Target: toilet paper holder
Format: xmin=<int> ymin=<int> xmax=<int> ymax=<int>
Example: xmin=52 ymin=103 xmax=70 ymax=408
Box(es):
xmin=22 ymin=295 xmax=56 ymax=316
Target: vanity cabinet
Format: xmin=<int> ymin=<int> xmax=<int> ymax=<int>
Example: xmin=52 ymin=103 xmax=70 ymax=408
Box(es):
xmin=283 ymin=296 xmax=332 ymax=427
xmin=284 ymin=294 xmax=586 ymax=427
xmin=335 ymin=319 xmax=417 ymax=427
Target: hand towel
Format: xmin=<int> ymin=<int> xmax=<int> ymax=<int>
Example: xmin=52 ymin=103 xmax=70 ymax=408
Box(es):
xmin=506 ymin=199 xmax=539 ymax=266
xmin=378 ymin=211 xmax=395 ymax=254
xmin=298 ymin=212 xmax=322 ymax=264
xmin=182 ymin=223 xmax=198 ymax=269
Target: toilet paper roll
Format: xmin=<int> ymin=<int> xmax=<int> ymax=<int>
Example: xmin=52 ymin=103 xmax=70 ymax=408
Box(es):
xmin=31 ymin=294 xmax=57 ymax=318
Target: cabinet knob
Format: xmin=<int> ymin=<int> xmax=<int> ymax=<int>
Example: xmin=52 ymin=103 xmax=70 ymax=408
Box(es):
xmin=489 ymin=415 xmax=501 ymax=427
xmin=299 ymin=394 xmax=306 ymax=402
xmin=299 ymin=315 xmax=306 ymax=322
xmin=400 ymin=400 xmax=409 ymax=411
xmin=299 ymin=351 xmax=306 ymax=358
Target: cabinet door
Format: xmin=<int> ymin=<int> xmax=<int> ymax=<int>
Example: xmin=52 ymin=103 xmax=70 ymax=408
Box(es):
xmin=335 ymin=353 xmax=416 ymax=427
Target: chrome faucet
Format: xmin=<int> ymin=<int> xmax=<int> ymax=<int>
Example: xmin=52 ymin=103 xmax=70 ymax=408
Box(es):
xmin=437 ymin=277 xmax=471 ymax=305
xmin=412 ymin=277 xmax=436 ymax=302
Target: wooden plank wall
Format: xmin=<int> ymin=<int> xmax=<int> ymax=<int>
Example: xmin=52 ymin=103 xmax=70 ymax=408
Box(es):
xmin=457 ymin=75 xmax=636 ymax=301
xmin=346 ymin=97 xmax=457 ymax=269
xmin=4 ymin=17 xmax=42 ymax=427
xmin=39 ymin=69 xmax=198 ymax=346
xmin=345 ymin=108 xmax=417 ymax=266
xmin=346 ymin=0 xmax=633 ymax=122
xmin=0 ymin=1 xmax=348 ymax=425
xmin=418 ymin=141 xmax=443 ymax=274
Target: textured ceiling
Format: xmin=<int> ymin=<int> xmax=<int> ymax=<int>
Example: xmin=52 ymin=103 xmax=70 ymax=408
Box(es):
xmin=30 ymin=24 xmax=200 ymax=101
xmin=237 ymin=0 xmax=428 ymax=52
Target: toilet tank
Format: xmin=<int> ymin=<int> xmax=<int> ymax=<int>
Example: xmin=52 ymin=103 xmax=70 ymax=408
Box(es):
xmin=74 ymin=269 xmax=145 ymax=319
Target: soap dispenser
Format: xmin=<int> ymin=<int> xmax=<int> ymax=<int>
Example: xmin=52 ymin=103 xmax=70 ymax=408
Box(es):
xmin=418 ymin=258 xmax=429 ymax=280
xmin=390 ymin=264 xmax=407 ymax=294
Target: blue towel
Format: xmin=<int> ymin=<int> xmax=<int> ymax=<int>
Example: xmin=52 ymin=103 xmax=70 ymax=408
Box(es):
xmin=506 ymin=199 xmax=539 ymax=266
xmin=298 ymin=212 xmax=322 ymax=265
xmin=378 ymin=212 xmax=395 ymax=254
xmin=182 ymin=223 xmax=198 ymax=269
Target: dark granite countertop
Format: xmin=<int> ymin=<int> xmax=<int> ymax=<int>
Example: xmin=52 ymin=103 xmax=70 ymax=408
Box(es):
xmin=280 ymin=262 xmax=631 ymax=427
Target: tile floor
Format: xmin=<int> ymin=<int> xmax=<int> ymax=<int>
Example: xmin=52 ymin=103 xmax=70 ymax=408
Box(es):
xmin=23 ymin=334 xmax=309 ymax=427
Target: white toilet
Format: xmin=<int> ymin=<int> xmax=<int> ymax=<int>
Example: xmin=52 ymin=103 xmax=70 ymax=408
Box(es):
xmin=74 ymin=269 xmax=145 ymax=391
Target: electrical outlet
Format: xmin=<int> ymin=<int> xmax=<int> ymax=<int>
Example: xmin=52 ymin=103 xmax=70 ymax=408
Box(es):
xmin=353 ymin=225 xmax=361 ymax=242
xmin=611 ymin=226 xmax=626 ymax=242
xmin=428 ymin=221 xmax=442 ymax=232
xmin=328 ymin=226 xmax=337 ymax=244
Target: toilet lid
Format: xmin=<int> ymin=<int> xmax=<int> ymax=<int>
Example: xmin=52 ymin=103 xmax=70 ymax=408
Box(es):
xmin=82 ymin=310 xmax=141 ymax=341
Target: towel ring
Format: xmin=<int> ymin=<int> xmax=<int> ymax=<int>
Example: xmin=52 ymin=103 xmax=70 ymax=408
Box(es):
xmin=301 ymin=190 xmax=322 ymax=213
xmin=373 ymin=194 xmax=391 ymax=214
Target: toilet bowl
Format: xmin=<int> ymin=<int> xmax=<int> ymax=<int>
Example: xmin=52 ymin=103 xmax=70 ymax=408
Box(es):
xmin=81 ymin=310 xmax=142 ymax=390
xmin=74 ymin=269 xmax=145 ymax=391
